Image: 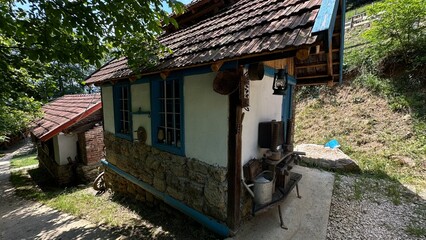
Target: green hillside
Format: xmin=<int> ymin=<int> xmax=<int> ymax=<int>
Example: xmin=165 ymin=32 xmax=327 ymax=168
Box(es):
xmin=294 ymin=0 xmax=426 ymax=192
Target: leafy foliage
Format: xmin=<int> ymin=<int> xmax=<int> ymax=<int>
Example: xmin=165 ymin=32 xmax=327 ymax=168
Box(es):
xmin=0 ymin=0 xmax=185 ymax=141
xmin=346 ymin=0 xmax=381 ymax=11
xmin=363 ymin=0 xmax=426 ymax=60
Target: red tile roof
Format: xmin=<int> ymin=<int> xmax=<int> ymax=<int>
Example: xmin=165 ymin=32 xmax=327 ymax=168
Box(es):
xmin=86 ymin=0 xmax=323 ymax=84
xmin=31 ymin=94 xmax=102 ymax=141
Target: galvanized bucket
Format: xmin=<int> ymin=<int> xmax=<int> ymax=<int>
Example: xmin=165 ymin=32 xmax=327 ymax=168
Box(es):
xmin=253 ymin=171 xmax=274 ymax=205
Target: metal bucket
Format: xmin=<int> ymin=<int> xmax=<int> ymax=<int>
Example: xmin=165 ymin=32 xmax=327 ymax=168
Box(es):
xmin=253 ymin=171 xmax=274 ymax=205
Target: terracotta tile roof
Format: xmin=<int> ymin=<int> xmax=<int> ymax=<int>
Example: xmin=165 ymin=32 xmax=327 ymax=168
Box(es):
xmin=86 ymin=0 xmax=323 ymax=84
xmin=31 ymin=94 xmax=102 ymax=141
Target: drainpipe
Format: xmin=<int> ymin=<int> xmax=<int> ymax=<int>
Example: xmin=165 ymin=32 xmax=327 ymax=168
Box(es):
xmin=100 ymin=159 xmax=231 ymax=237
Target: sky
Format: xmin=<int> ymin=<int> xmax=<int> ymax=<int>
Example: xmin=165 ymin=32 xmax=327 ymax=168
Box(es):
xmin=16 ymin=0 xmax=194 ymax=13
xmin=163 ymin=0 xmax=193 ymax=13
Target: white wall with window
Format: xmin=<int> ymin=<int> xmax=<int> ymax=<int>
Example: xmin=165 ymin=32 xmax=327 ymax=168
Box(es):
xmin=100 ymin=72 xmax=230 ymax=166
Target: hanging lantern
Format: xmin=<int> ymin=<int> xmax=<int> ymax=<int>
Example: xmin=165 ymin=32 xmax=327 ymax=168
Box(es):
xmin=272 ymin=69 xmax=288 ymax=95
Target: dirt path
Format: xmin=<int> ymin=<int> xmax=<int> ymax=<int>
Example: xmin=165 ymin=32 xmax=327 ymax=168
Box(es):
xmin=0 ymin=140 xmax=119 ymax=240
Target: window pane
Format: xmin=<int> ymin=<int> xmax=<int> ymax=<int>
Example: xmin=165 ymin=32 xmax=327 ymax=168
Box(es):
xmin=166 ymin=81 xmax=173 ymax=97
xmin=156 ymin=79 xmax=183 ymax=149
xmin=175 ymin=102 xmax=180 ymax=114
xmin=160 ymin=82 xmax=165 ymax=98
xmin=167 ymin=113 xmax=174 ymax=128
xmin=157 ymin=127 xmax=165 ymax=143
xmin=159 ymin=99 xmax=165 ymax=112
xmin=175 ymin=115 xmax=180 ymax=129
xmin=166 ymin=100 xmax=173 ymax=113
xmin=160 ymin=114 xmax=165 ymax=127
xmin=166 ymin=129 xmax=174 ymax=145
xmin=174 ymin=81 xmax=180 ymax=98
xmin=176 ymin=130 xmax=181 ymax=147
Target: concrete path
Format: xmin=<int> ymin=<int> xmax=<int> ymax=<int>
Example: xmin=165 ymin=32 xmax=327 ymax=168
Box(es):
xmin=235 ymin=166 xmax=334 ymax=240
xmin=0 ymin=144 xmax=119 ymax=240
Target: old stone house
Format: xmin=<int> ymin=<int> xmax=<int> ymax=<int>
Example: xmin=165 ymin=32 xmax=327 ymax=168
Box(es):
xmin=31 ymin=94 xmax=104 ymax=185
xmin=85 ymin=0 xmax=345 ymax=236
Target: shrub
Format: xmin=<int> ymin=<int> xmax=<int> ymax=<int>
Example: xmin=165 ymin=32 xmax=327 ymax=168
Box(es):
xmin=363 ymin=0 xmax=426 ymax=61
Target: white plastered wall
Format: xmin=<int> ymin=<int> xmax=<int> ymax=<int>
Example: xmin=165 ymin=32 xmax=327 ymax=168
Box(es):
xmin=241 ymin=74 xmax=283 ymax=165
xmin=184 ymin=72 xmax=228 ymax=167
xmin=102 ymin=86 xmax=115 ymax=134
xmin=131 ymin=83 xmax=152 ymax=145
xmin=53 ymin=133 xmax=78 ymax=165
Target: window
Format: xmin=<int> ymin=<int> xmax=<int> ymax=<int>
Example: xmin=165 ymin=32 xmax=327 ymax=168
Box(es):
xmin=114 ymin=83 xmax=132 ymax=140
xmin=151 ymin=78 xmax=184 ymax=155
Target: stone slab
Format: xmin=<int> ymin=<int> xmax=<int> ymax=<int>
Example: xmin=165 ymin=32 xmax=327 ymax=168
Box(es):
xmin=235 ymin=165 xmax=335 ymax=240
xmin=295 ymin=144 xmax=360 ymax=172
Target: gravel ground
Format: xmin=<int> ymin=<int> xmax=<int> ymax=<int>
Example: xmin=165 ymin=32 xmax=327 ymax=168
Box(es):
xmin=327 ymin=175 xmax=426 ymax=240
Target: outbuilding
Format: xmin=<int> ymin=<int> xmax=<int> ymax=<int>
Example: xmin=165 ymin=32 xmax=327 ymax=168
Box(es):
xmin=31 ymin=94 xmax=104 ymax=185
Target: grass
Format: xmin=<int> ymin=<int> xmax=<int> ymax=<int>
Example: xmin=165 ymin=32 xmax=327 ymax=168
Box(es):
xmin=353 ymin=178 xmax=363 ymax=200
xmin=295 ymin=80 xmax=426 ymax=192
xmin=10 ymin=153 xmax=38 ymax=169
xmin=10 ymin=168 xmax=140 ymax=227
xmin=10 ymin=168 xmax=219 ymax=239
xmin=406 ymin=225 xmax=426 ymax=238
xmin=346 ymin=4 xmax=370 ymax=20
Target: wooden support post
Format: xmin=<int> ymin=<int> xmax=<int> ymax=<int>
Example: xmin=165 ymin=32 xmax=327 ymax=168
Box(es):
xmin=286 ymin=86 xmax=297 ymax=152
xmin=327 ymin=42 xmax=335 ymax=86
xmin=227 ymin=71 xmax=243 ymax=230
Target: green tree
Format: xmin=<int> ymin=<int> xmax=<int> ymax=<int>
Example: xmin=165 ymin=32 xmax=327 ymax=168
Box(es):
xmin=363 ymin=0 xmax=426 ymax=59
xmin=0 ymin=0 xmax=185 ymax=141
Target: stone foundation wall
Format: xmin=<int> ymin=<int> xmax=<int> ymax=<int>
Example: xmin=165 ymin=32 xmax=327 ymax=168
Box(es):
xmin=37 ymin=145 xmax=74 ymax=185
xmin=76 ymin=162 xmax=101 ymax=182
xmin=103 ymin=131 xmax=228 ymax=222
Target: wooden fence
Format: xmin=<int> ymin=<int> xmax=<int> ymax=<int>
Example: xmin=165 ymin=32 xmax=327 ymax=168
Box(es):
xmin=345 ymin=12 xmax=370 ymax=30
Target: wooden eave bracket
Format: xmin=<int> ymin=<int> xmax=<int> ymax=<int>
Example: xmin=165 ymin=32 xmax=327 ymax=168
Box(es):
xmin=160 ymin=70 xmax=170 ymax=80
xmin=129 ymin=75 xmax=138 ymax=82
xmin=211 ymin=61 xmax=224 ymax=72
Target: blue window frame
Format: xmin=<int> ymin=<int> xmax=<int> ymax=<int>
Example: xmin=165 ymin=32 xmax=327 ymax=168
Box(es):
xmin=113 ymin=82 xmax=132 ymax=140
xmin=151 ymin=77 xmax=184 ymax=156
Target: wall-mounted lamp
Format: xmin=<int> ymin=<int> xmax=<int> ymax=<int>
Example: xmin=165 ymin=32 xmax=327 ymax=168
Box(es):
xmin=272 ymin=68 xmax=288 ymax=95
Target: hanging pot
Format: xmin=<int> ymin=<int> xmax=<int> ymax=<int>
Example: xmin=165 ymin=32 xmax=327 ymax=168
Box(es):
xmin=213 ymin=71 xmax=239 ymax=95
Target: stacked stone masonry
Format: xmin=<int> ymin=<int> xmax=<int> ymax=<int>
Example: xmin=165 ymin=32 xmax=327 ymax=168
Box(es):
xmin=37 ymin=145 xmax=74 ymax=185
xmin=103 ymin=131 xmax=228 ymax=222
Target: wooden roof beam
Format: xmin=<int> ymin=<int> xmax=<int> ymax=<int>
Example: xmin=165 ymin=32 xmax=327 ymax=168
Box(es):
xmin=295 ymin=62 xmax=339 ymax=69
xmin=296 ymin=74 xmax=339 ymax=80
